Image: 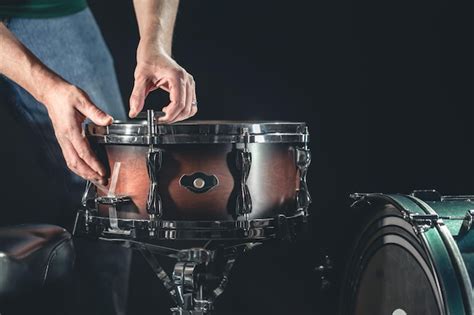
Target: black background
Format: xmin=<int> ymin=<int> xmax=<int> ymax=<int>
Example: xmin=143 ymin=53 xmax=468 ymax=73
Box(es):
xmin=0 ymin=0 xmax=473 ymax=314
xmin=89 ymin=0 xmax=474 ymax=313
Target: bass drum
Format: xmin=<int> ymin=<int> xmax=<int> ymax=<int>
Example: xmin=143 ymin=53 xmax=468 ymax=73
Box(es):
xmin=339 ymin=191 xmax=474 ymax=315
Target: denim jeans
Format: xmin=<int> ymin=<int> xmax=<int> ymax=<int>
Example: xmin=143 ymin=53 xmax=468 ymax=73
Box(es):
xmin=0 ymin=8 xmax=131 ymax=315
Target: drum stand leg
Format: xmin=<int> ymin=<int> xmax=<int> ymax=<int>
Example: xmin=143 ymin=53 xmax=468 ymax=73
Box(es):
xmin=136 ymin=243 xmax=255 ymax=315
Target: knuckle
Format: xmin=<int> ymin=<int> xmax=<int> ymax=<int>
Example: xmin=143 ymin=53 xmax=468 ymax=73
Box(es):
xmin=78 ymin=149 xmax=88 ymax=160
xmin=66 ymin=159 xmax=78 ymax=170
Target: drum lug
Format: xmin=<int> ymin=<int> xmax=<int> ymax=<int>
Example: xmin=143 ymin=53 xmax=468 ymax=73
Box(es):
xmin=409 ymin=214 xmax=440 ymax=233
xmin=458 ymin=210 xmax=474 ymax=236
xmin=296 ymin=136 xmax=312 ymax=215
xmin=235 ymin=128 xmax=253 ymax=220
xmin=147 ymin=147 xmax=163 ymax=220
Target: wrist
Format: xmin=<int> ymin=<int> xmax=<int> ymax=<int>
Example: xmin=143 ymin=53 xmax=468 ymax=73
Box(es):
xmin=32 ymin=67 xmax=70 ymax=106
xmin=138 ymin=36 xmax=171 ymax=58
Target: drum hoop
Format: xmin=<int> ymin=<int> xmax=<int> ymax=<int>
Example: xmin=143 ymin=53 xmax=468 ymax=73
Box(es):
xmin=86 ymin=121 xmax=309 ymax=144
xmin=89 ymin=133 xmax=309 ymax=144
xmin=74 ymin=210 xmax=307 ymax=241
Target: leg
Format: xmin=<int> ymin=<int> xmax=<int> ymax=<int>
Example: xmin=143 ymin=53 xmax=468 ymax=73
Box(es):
xmin=2 ymin=9 xmax=130 ymax=314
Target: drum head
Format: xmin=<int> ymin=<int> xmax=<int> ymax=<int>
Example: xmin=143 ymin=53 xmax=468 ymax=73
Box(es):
xmin=354 ymin=243 xmax=440 ymax=315
xmin=340 ymin=201 xmax=444 ymax=315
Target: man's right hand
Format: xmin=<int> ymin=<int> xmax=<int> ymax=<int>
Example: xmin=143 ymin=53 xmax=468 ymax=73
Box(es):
xmin=1 ymin=23 xmax=113 ymax=185
xmin=41 ymin=83 xmax=113 ymax=185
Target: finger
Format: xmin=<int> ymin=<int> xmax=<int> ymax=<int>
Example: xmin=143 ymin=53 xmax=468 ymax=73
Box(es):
xmin=58 ymin=137 xmax=105 ymax=184
xmin=190 ymin=78 xmax=198 ymax=117
xmin=158 ymin=76 xmax=186 ymax=123
xmin=77 ymin=97 xmax=113 ymax=126
xmin=129 ymin=78 xmax=148 ymax=118
xmin=173 ymin=79 xmax=194 ymax=122
xmin=69 ymin=129 xmax=107 ymax=177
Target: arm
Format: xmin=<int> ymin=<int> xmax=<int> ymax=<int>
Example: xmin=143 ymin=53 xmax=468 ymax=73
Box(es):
xmin=0 ymin=23 xmax=110 ymax=184
xmin=130 ymin=0 xmax=197 ymax=122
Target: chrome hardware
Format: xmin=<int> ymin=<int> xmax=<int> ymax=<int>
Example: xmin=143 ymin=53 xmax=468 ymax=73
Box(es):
xmin=194 ymin=178 xmax=205 ymax=189
xmin=146 ymin=147 xmax=163 ymax=218
xmin=409 ymin=214 xmax=439 ymax=233
xmin=235 ymin=128 xmax=252 ymax=217
xmin=135 ymin=110 xmax=165 ymax=121
xmin=176 ymin=248 xmax=213 ymax=264
xmin=146 ymin=109 xmax=163 ymax=220
xmin=296 ymin=139 xmax=312 ymax=214
xmin=442 ymin=195 xmax=474 ymax=202
xmin=87 ymin=120 xmax=309 ymax=145
xmin=95 ymin=195 xmax=131 ymax=205
xmin=458 ymin=210 xmax=474 ymax=236
xmin=81 ymin=180 xmax=96 ymax=208
xmin=74 ymin=210 xmax=308 ymax=241
xmin=180 ymin=172 xmax=219 ymax=194
xmin=314 ymin=255 xmax=333 ymax=291
xmin=139 ymin=246 xmax=183 ymax=307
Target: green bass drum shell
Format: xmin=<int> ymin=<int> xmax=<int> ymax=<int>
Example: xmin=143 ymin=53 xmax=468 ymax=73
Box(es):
xmin=339 ymin=191 xmax=474 ymax=315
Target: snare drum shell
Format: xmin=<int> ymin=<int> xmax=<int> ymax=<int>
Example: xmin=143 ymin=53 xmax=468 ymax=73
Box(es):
xmin=95 ymin=143 xmax=299 ymax=220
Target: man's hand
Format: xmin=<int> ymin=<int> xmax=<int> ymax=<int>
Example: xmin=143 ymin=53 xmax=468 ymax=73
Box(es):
xmin=0 ymin=22 xmax=111 ymax=184
xmin=131 ymin=0 xmax=196 ymax=123
xmin=42 ymin=83 xmax=112 ymax=185
xmin=129 ymin=42 xmax=196 ymax=122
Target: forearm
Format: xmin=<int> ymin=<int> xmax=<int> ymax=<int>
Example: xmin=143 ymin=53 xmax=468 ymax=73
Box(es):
xmin=0 ymin=23 xmax=65 ymax=104
xmin=133 ymin=0 xmax=179 ymax=56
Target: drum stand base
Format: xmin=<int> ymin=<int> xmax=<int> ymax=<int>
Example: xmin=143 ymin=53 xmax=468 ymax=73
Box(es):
xmin=134 ymin=242 xmax=258 ymax=315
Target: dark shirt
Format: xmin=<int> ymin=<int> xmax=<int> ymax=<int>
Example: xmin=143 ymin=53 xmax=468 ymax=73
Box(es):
xmin=0 ymin=0 xmax=87 ymax=18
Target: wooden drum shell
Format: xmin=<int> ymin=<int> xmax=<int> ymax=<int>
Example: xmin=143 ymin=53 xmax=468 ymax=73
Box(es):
xmin=95 ymin=143 xmax=299 ymax=221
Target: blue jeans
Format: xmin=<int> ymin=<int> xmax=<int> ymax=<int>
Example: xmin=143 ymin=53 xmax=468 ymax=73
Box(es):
xmin=0 ymin=8 xmax=130 ymax=315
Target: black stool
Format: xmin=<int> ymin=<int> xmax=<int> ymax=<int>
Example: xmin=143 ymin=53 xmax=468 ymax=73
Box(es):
xmin=0 ymin=224 xmax=74 ymax=314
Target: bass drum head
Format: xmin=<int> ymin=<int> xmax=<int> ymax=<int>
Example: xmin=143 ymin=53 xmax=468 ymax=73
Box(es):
xmin=340 ymin=202 xmax=444 ymax=315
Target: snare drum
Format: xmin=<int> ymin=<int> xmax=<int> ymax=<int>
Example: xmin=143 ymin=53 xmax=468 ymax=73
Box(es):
xmin=75 ymin=112 xmax=311 ymax=241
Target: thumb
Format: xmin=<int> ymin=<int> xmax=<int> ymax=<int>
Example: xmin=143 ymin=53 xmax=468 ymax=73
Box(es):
xmin=79 ymin=100 xmax=113 ymax=126
xmin=129 ymin=79 xmax=147 ymax=118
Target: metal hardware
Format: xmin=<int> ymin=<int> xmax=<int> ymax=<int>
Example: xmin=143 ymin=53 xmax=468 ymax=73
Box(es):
xmin=146 ymin=147 xmax=163 ymax=218
xmin=296 ymin=130 xmax=311 ymax=214
xmin=145 ymin=109 xmax=163 ymax=219
xmin=409 ymin=214 xmax=439 ymax=233
xmin=411 ymin=190 xmax=442 ymax=202
xmin=314 ymin=255 xmax=333 ymax=291
xmin=95 ymin=195 xmax=131 ymax=206
xmin=442 ymin=195 xmax=474 ymax=202
xmin=86 ymin=121 xmax=309 ymax=145
xmin=73 ymin=210 xmax=308 ymax=241
xmin=81 ymin=180 xmax=96 ymax=208
xmin=458 ymin=210 xmax=474 ymax=236
xmin=180 ymin=172 xmax=219 ymax=193
xmin=135 ymin=111 xmax=165 ymax=121
xmin=235 ymin=128 xmax=252 ymax=219
xmin=138 ymin=246 xmax=183 ymax=306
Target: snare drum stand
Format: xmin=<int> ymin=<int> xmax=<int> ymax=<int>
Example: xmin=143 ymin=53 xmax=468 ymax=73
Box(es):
xmin=134 ymin=242 xmax=257 ymax=315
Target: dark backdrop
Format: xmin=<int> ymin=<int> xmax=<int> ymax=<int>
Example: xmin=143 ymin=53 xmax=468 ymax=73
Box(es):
xmin=0 ymin=0 xmax=472 ymax=314
xmin=87 ymin=0 xmax=474 ymax=313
